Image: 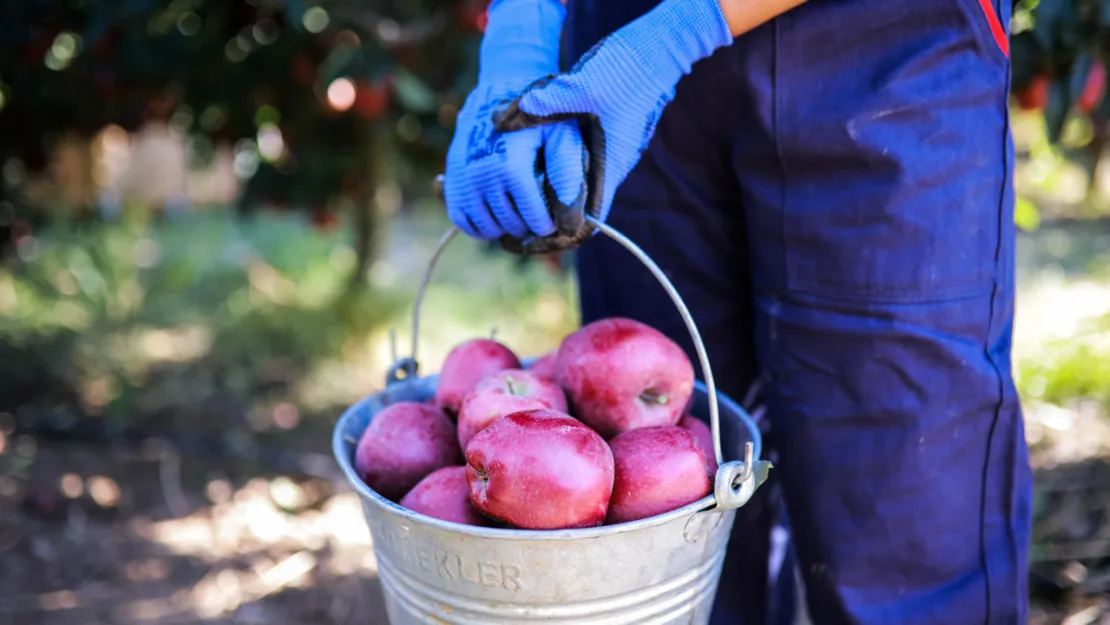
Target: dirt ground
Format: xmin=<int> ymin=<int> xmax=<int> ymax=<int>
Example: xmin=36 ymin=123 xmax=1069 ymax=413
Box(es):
xmin=0 ymin=439 xmax=389 ymax=625
xmin=1 ymin=421 xmax=1108 ymax=625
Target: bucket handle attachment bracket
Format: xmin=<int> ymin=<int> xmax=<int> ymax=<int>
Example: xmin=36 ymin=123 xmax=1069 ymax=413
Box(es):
xmin=714 ymin=447 xmax=773 ymax=511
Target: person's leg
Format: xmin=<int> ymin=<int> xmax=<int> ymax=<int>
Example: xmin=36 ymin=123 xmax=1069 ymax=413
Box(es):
xmin=732 ymin=1 xmax=1033 ymax=623
xmin=569 ymin=45 xmax=776 ymax=624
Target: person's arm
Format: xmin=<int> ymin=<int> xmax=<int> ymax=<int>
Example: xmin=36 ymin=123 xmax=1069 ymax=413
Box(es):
xmin=719 ymin=0 xmax=808 ymax=36
xmin=545 ymin=0 xmax=807 ymax=34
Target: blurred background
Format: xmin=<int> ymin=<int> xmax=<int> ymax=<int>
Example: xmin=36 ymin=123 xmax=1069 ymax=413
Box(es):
xmin=0 ymin=0 xmax=1107 ymax=623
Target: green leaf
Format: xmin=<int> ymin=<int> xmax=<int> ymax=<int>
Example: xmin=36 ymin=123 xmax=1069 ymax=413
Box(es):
xmin=1010 ymin=34 xmax=1047 ymax=89
xmin=1014 ymin=195 xmax=1042 ymax=231
xmin=284 ymin=0 xmax=306 ymax=29
xmin=1011 ymin=0 xmax=1039 ymax=34
xmin=1103 ymin=0 xmax=1110 ymax=26
xmin=316 ymin=43 xmax=359 ymax=85
xmin=1029 ymin=0 xmax=1066 ymax=50
xmin=391 ymin=68 xmax=437 ymax=113
xmin=1068 ymin=50 xmax=1095 ymax=103
xmin=1045 ymin=76 xmax=1073 ymax=142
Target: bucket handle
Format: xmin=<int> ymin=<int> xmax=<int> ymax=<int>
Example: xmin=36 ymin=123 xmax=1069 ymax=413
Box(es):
xmin=386 ymin=177 xmax=768 ymax=512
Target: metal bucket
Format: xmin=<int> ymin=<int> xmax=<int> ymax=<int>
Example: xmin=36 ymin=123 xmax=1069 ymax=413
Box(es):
xmin=333 ymin=217 xmax=772 ymax=624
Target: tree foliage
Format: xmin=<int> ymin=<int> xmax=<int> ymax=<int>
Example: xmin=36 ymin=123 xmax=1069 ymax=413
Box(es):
xmin=0 ymin=0 xmax=486 ymax=216
xmin=1011 ymin=0 xmax=1110 ymax=143
xmin=0 ymin=0 xmax=1106 ymax=236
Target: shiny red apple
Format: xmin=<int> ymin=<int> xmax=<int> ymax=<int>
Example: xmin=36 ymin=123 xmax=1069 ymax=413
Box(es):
xmin=355 ymin=401 xmax=461 ymax=501
xmin=465 ymin=409 xmax=614 ymax=529
xmin=399 ymin=466 xmax=491 ymax=526
xmin=434 ymin=338 xmax=522 ymax=415
xmin=678 ymin=413 xmax=717 ymax=475
xmin=527 ymin=350 xmax=559 ymax=380
xmin=457 ymin=369 xmax=568 ymax=450
xmin=557 ymin=317 xmax=694 ymax=438
xmin=606 ymin=426 xmax=711 ymax=524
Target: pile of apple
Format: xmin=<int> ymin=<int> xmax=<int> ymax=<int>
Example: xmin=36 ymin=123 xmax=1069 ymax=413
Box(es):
xmin=353 ymin=317 xmax=718 ymax=530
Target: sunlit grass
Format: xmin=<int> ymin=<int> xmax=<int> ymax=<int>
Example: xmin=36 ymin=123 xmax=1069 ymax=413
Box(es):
xmin=0 ymin=207 xmax=580 ymax=425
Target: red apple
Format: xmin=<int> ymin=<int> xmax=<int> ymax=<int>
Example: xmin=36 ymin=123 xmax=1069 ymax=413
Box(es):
xmin=1078 ymin=61 xmax=1107 ymax=114
xmin=399 ymin=466 xmax=491 ymax=526
xmin=355 ymin=401 xmax=461 ymax=501
xmin=465 ymin=409 xmax=614 ymax=530
xmin=683 ymin=394 xmax=695 ymax=414
xmin=606 ymin=426 xmax=711 ymax=525
xmin=1016 ymin=74 xmax=1049 ymax=110
xmin=678 ymin=414 xmax=717 ymax=474
xmin=457 ymin=369 xmax=568 ymax=450
xmin=557 ymin=317 xmax=694 ymax=438
xmin=528 ymin=350 xmax=559 ymax=380
xmin=435 ymin=339 xmax=522 ymax=415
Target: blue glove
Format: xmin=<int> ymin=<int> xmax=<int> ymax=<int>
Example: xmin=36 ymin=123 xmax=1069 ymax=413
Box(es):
xmin=494 ymin=0 xmax=733 ymax=245
xmin=443 ymin=0 xmax=587 ymax=246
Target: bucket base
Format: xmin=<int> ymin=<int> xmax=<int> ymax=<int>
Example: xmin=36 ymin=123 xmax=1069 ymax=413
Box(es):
xmin=372 ymin=507 xmax=734 ymax=625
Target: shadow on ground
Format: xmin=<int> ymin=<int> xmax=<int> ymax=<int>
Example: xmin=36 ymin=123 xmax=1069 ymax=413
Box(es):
xmin=0 ymin=439 xmax=388 ymax=625
xmin=2 ymin=432 xmax=1109 ymax=624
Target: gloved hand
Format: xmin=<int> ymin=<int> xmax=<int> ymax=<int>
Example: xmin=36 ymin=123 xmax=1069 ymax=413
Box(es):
xmin=443 ymin=0 xmax=587 ymax=247
xmin=493 ymin=0 xmax=734 ymax=248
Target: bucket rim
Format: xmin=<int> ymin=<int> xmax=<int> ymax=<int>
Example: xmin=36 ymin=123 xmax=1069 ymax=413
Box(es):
xmin=332 ymin=378 xmax=762 ymax=541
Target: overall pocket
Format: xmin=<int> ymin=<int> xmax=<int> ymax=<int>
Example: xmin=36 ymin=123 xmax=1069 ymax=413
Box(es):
xmin=770 ymin=0 xmax=1011 ymax=303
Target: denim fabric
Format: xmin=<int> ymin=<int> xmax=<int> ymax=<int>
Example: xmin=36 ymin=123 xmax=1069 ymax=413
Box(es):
xmin=569 ymin=1 xmax=1032 ymax=623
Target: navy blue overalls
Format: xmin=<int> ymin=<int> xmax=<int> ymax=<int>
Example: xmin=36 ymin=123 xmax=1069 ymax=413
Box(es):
xmin=563 ymin=1 xmax=1033 ymax=623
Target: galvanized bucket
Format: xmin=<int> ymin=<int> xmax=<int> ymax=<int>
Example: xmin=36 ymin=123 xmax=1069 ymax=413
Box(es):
xmin=333 ymin=216 xmax=772 ymax=624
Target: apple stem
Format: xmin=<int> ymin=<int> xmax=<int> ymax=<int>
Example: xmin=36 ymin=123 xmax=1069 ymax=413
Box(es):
xmin=639 ymin=390 xmax=669 ymax=405
xmin=505 ymin=376 xmax=518 ymax=395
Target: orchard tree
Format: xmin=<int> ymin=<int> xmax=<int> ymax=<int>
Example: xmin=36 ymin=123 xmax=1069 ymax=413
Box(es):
xmin=1010 ymin=0 xmax=1110 ymax=208
xmin=2 ymin=0 xmax=1107 ymax=270
xmin=0 ymin=0 xmax=489 ymax=279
